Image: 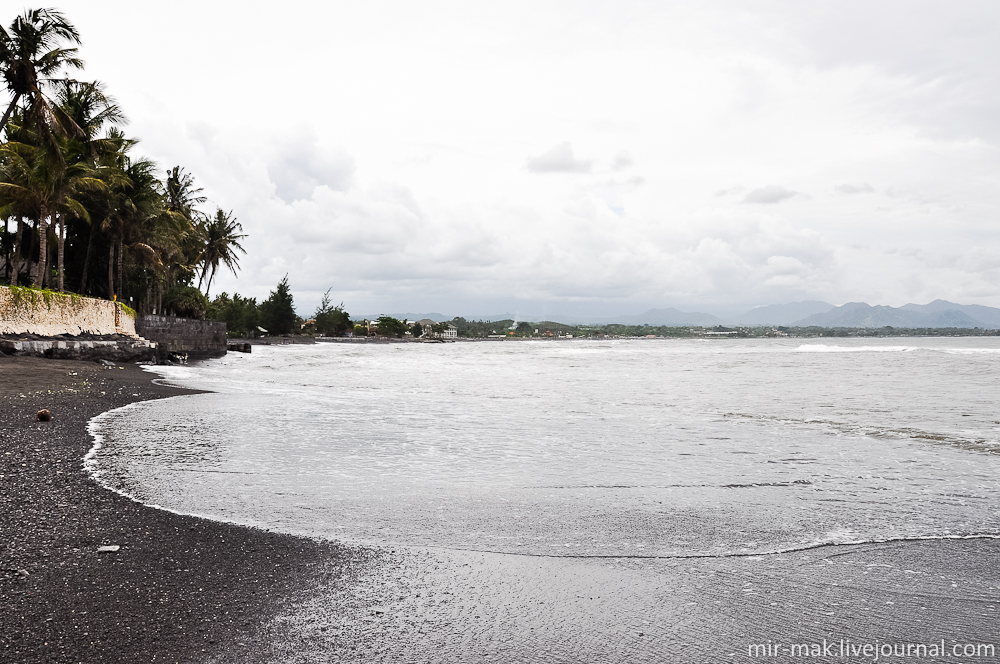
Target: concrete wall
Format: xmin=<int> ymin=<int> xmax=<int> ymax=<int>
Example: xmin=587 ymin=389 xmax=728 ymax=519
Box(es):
xmin=136 ymin=315 xmax=227 ymax=357
xmin=0 ymin=286 xmax=138 ymax=337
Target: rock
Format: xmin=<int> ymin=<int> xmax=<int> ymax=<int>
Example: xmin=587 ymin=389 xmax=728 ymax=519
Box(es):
xmin=17 ymin=569 xmax=29 ymax=577
xmin=97 ymin=545 xmax=120 ymax=553
xmin=36 ymin=409 xmax=52 ymax=422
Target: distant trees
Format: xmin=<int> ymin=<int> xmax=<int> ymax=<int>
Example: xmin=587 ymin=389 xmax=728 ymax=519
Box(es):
xmin=375 ymin=315 xmax=407 ymax=338
xmin=207 ymin=292 xmax=259 ymax=337
xmin=411 ymin=322 xmax=423 ymax=338
xmin=313 ymin=288 xmax=351 ymax=336
xmin=258 ymin=274 xmax=296 ymax=335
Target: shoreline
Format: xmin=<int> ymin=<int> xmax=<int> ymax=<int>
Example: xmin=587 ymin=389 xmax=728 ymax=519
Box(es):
xmin=0 ymin=356 xmax=344 ymax=663
xmin=5 ymin=352 xmax=1000 ymax=661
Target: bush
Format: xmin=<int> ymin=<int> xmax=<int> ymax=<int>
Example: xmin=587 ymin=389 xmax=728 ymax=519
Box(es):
xmin=207 ymin=292 xmax=260 ymax=337
xmin=163 ymin=285 xmax=209 ymax=319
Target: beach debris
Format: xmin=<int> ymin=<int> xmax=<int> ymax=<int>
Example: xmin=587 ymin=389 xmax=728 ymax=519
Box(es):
xmin=36 ymin=409 xmax=52 ymax=422
xmin=97 ymin=545 xmax=120 ymax=553
xmin=17 ymin=569 xmax=29 ymax=577
xmin=97 ymin=359 xmax=118 ymax=368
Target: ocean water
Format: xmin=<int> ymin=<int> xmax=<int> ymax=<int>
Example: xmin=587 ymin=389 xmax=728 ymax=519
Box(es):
xmin=87 ymin=337 xmax=1000 ymax=558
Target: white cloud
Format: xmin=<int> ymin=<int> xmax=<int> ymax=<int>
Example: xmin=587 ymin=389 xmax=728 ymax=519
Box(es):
xmin=54 ymin=0 xmax=1000 ymax=316
xmin=526 ymin=143 xmax=592 ymax=174
xmin=742 ymin=185 xmax=799 ymax=205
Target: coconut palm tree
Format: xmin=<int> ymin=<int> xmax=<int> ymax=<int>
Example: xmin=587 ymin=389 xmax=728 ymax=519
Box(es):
xmin=0 ymin=137 xmax=41 ymax=285
xmin=0 ymin=8 xmax=84 ymax=142
xmin=164 ymin=166 xmax=205 ymax=221
xmin=197 ymin=208 xmax=245 ymax=297
xmin=55 ymin=79 xmax=126 ymax=292
xmin=0 ymin=122 xmax=48 ymax=286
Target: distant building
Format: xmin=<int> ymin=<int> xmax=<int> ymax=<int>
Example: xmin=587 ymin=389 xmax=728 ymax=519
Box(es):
xmin=412 ymin=319 xmax=457 ymax=339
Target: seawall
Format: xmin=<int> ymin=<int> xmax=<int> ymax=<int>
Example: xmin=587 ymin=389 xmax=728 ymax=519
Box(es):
xmin=0 ymin=286 xmax=138 ymax=337
xmin=136 ymin=315 xmax=227 ymax=358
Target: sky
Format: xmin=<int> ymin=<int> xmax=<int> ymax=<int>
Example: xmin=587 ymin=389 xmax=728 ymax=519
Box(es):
xmin=50 ymin=1 xmax=1000 ymax=319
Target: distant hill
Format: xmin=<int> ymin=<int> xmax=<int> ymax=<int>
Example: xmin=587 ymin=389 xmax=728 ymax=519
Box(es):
xmin=601 ymin=308 xmax=723 ymax=326
xmin=726 ymin=301 xmax=834 ymax=326
xmin=356 ymin=312 xmax=452 ymax=322
xmin=898 ymin=300 xmax=1000 ymax=327
xmin=793 ymin=301 xmax=996 ymax=328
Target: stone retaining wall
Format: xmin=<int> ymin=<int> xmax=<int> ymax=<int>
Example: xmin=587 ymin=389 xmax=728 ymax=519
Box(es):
xmin=0 ymin=338 xmax=156 ymax=362
xmin=136 ymin=315 xmax=227 ymax=357
xmin=0 ymin=286 xmax=138 ymax=337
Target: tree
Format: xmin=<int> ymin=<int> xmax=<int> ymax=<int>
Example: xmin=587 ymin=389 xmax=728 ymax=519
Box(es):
xmin=207 ymin=291 xmax=259 ymax=337
xmin=163 ymin=284 xmax=208 ymax=319
xmin=313 ymin=287 xmax=350 ymax=336
xmin=0 ymin=9 xmax=84 ymax=145
xmin=412 ymin=322 xmax=423 ymax=338
xmin=376 ymin=315 xmax=407 ymax=338
xmin=163 ymin=166 xmax=205 ymax=220
xmin=516 ymin=321 xmax=532 ymax=335
xmin=54 ymin=80 xmax=125 ymax=293
xmin=259 ymin=274 xmax=296 ymax=335
xmin=196 ymin=208 xmax=245 ymax=297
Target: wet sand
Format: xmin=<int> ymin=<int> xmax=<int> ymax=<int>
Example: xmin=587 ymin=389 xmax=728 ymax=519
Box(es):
xmin=3 ymin=355 xmax=999 ymax=663
xmin=0 ymin=356 xmax=343 ymax=664
xmin=268 ymin=538 xmax=1000 ymax=662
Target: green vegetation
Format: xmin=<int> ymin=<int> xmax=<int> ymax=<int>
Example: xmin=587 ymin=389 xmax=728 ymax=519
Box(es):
xmin=206 ymin=292 xmax=259 ymax=338
xmin=0 ymin=8 xmax=246 ymax=317
xmin=375 ymin=315 xmax=408 ymax=338
xmin=313 ymin=288 xmax=351 ymax=336
xmin=258 ymin=275 xmax=297 ymax=335
xmin=1 ymin=282 xmax=135 ymax=318
xmin=445 ymin=318 xmax=1000 ymax=339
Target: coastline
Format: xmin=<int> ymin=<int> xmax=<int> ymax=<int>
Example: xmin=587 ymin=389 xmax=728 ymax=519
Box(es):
xmin=5 ymin=351 xmax=1000 ymax=662
xmin=0 ymin=356 xmax=342 ymax=664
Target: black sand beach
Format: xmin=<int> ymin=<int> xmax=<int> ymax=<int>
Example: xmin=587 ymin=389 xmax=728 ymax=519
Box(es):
xmin=3 ymin=355 xmax=1000 ymax=663
xmin=0 ymin=356 xmax=342 ymax=664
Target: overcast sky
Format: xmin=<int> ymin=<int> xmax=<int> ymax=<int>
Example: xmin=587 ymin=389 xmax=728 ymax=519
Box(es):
xmin=54 ymin=1 xmax=1000 ymax=318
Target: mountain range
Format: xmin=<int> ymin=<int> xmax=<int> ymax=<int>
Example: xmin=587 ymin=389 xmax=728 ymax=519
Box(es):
xmin=793 ymin=300 xmax=1000 ymax=328
xmin=365 ymin=300 xmax=1000 ymax=328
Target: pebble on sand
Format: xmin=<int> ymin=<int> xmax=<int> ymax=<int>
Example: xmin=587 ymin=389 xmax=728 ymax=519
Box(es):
xmin=97 ymin=545 xmax=121 ymax=553
xmin=36 ymin=409 xmax=52 ymax=422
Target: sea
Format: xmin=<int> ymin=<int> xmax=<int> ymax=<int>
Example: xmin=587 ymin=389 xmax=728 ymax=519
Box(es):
xmin=85 ymin=337 xmax=1000 ymax=661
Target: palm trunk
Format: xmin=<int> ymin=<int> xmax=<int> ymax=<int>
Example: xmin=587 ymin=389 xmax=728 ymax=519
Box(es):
xmin=10 ymin=218 xmax=24 ymax=286
xmin=57 ymin=212 xmax=66 ymax=292
xmin=206 ymin=265 xmax=218 ymax=298
xmin=3 ymin=217 xmax=9 ymax=282
xmin=108 ymin=243 xmax=115 ymax=299
xmin=80 ymin=222 xmax=95 ymax=295
xmin=32 ymin=209 xmax=48 ymax=287
xmin=0 ymin=92 xmax=22 ymax=136
xmin=116 ymin=239 xmax=124 ymax=302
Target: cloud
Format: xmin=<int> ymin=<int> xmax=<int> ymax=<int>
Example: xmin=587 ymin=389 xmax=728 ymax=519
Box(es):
xmin=266 ymin=129 xmax=355 ymax=202
xmin=611 ymin=150 xmax=634 ymax=171
xmin=834 ymin=183 xmax=875 ymax=194
xmin=742 ymin=185 xmax=799 ymax=204
xmin=99 ymin=2 xmax=1000 ymax=315
xmin=526 ymin=142 xmax=592 ymax=173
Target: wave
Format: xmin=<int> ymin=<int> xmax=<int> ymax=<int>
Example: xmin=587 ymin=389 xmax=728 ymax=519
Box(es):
xmin=725 ymin=412 xmax=1000 ymax=454
xmin=794 ymin=344 xmax=919 ymax=353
